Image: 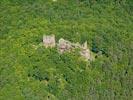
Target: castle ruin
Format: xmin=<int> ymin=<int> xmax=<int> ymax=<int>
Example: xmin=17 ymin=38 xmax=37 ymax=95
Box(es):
xmin=43 ymin=35 xmax=93 ymax=61
xmin=43 ymin=34 xmax=55 ymax=48
xmin=58 ymin=38 xmax=72 ymax=53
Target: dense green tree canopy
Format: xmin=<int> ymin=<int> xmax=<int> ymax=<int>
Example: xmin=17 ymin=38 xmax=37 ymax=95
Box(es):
xmin=0 ymin=0 xmax=133 ymax=100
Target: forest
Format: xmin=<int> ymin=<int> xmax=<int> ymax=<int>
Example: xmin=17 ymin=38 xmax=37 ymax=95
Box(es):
xmin=0 ymin=0 xmax=133 ymax=100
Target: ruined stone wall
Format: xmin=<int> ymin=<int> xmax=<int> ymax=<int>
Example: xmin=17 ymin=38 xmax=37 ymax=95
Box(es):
xmin=43 ymin=35 xmax=55 ymax=48
xmin=43 ymin=35 xmax=93 ymax=61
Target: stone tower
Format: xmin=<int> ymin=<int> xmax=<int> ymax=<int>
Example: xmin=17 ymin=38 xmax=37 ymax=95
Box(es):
xmin=43 ymin=34 xmax=55 ymax=48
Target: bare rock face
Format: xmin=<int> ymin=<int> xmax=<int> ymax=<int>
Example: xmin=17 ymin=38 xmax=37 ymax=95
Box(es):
xmin=43 ymin=35 xmax=55 ymax=48
xmin=80 ymin=41 xmax=92 ymax=61
xmin=80 ymin=48 xmax=91 ymax=61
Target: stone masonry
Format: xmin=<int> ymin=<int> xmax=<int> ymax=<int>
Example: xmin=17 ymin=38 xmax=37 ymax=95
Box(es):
xmin=43 ymin=34 xmax=55 ymax=48
xmin=43 ymin=35 xmax=93 ymax=61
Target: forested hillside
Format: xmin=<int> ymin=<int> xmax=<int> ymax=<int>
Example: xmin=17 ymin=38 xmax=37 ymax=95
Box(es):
xmin=0 ymin=0 xmax=133 ymax=100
